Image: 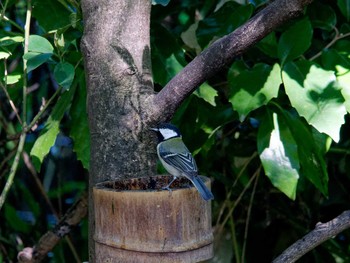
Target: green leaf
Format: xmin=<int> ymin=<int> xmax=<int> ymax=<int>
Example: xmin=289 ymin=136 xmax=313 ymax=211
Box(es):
xmin=23 ymin=35 xmax=53 ymax=72
xmin=282 ymin=61 xmax=346 ymax=142
xmin=181 ymin=22 xmax=201 ymax=53
xmin=151 ymin=25 xmax=185 ymax=85
xmin=277 ymin=108 xmax=329 ymax=196
xmin=30 ymin=85 xmax=77 ymax=172
xmin=194 ymin=82 xmax=218 ymax=106
xmin=308 ymin=2 xmax=336 ymax=31
xmin=69 ymin=73 xmax=90 ymax=170
xmin=228 ymin=63 xmax=281 ymax=121
xmin=197 ymin=2 xmax=253 ymax=48
xmin=257 ymin=32 xmax=278 ymax=58
xmin=322 ymin=49 xmax=350 ymax=113
xmin=54 ymin=62 xmax=75 ymax=90
xmin=23 ymin=52 xmax=52 ymax=72
xmin=0 ymin=36 xmax=24 ymax=47
xmin=278 ymin=18 xmax=312 ymax=65
xmin=258 ymin=111 xmax=299 ymax=200
xmin=27 ymin=35 xmax=54 ymax=53
xmin=32 ymin=0 xmax=72 ymax=31
xmin=337 ymin=0 xmax=350 ymax=21
xmin=5 ymin=74 xmax=21 ymax=84
xmin=0 ymin=51 xmax=10 ymax=59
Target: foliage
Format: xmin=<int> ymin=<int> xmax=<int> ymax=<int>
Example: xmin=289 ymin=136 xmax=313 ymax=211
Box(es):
xmin=0 ymin=0 xmax=87 ymax=261
xmin=0 ymin=0 xmax=350 ymax=262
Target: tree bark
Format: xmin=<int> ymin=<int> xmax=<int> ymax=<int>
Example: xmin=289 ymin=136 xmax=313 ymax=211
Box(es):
xmin=273 ymin=210 xmax=350 ymax=263
xmin=81 ymin=0 xmax=154 ymax=261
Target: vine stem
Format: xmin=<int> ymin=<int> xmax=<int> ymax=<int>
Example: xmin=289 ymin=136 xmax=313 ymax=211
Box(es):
xmin=0 ymin=0 xmax=31 ymax=211
xmin=24 ymin=86 xmax=62 ymax=133
xmin=22 ymin=0 xmax=31 ymax=126
xmin=0 ymin=133 xmax=26 ymax=210
xmin=241 ymin=167 xmax=261 ymax=263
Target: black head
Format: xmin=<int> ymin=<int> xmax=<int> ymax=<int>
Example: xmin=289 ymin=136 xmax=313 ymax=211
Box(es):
xmin=150 ymin=123 xmax=182 ymax=142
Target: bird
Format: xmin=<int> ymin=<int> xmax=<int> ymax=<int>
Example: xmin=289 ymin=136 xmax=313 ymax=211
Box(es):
xmin=150 ymin=123 xmax=214 ymax=201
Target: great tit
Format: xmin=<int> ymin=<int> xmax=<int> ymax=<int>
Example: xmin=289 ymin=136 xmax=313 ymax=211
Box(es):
xmin=150 ymin=123 xmax=214 ymax=201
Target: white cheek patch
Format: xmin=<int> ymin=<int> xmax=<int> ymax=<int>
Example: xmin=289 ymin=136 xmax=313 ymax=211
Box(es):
xmin=159 ymin=128 xmax=178 ymax=140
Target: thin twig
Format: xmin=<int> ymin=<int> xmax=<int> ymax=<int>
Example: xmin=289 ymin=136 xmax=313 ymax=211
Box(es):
xmin=17 ymin=192 xmax=88 ymax=263
xmin=0 ymin=61 xmax=23 ymax=125
xmin=310 ymin=27 xmax=350 ymax=61
xmin=1 ymin=15 xmax=24 ymax=32
xmin=215 ymin=152 xmax=258 ymax=227
xmin=0 ymin=0 xmax=8 ymax=18
xmin=24 ymin=86 xmax=62 ymax=133
xmin=0 ymin=147 xmax=17 ymax=175
xmin=0 ymin=132 xmax=26 ymax=211
xmin=22 ymin=151 xmax=82 ymax=262
xmin=22 ymin=0 xmax=32 ymax=126
xmin=241 ymin=166 xmax=261 ymax=263
xmin=229 ymin=216 xmax=241 ymax=263
xmin=216 ymin=169 xmax=259 ymax=236
xmin=22 ymin=151 xmax=57 ymax=216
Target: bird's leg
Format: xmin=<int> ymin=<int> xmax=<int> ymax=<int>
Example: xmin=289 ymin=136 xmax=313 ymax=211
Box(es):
xmin=162 ymin=176 xmax=177 ymax=191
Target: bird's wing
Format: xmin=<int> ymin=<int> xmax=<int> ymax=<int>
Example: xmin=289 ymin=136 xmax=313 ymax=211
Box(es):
xmin=159 ymin=139 xmax=198 ymax=174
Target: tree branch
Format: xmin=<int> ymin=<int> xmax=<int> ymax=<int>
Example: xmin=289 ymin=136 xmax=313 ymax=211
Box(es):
xmin=273 ymin=210 xmax=350 ymax=263
xmin=17 ymin=192 xmax=88 ymax=263
xmin=148 ymin=0 xmax=313 ymax=122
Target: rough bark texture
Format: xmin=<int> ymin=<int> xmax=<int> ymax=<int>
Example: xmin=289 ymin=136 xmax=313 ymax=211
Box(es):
xmin=148 ymin=0 xmax=314 ymax=122
xmin=80 ymin=0 xmax=154 ymax=261
xmin=81 ymin=0 xmax=155 ymax=182
xmin=273 ymin=210 xmax=350 ymax=263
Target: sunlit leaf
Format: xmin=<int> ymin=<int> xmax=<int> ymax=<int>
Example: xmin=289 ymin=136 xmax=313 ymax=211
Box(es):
xmin=0 ymin=36 xmax=24 ymax=47
xmin=258 ymin=111 xmax=299 ymax=200
xmin=23 ymin=35 xmax=53 ymax=72
xmin=229 ymin=63 xmax=281 ymax=121
xmin=30 ymin=85 xmax=77 ymax=172
xmin=282 ymin=61 xmax=346 ymax=142
xmin=0 ymin=51 xmax=10 ymax=59
xmin=194 ymin=82 xmax=218 ymax=106
xmin=27 ymin=35 xmax=54 ymax=54
xmin=5 ymin=74 xmax=21 ymax=85
xmin=322 ymin=49 xmax=350 ymax=113
xmin=278 ymin=109 xmax=329 ymax=196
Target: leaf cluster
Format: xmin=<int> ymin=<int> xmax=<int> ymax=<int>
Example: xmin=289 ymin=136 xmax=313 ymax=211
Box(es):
xmin=151 ymin=0 xmax=350 ymax=261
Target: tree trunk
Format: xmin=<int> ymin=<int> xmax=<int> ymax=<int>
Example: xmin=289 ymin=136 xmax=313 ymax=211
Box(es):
xmin=81 ymin=0 xmax=155 ymax=261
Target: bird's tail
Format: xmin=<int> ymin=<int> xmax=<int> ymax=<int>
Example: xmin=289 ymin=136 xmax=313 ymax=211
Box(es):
xmin=190 ymin=176 xmax=214 ymax=201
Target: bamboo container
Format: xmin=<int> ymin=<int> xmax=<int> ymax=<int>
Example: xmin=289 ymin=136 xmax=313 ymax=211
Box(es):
xmin=93 ymin=175 xmax=213 ymax=262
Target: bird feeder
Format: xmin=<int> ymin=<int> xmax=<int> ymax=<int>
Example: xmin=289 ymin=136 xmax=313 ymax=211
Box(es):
xmin=93 ymin=175 xmax=213 ymax=262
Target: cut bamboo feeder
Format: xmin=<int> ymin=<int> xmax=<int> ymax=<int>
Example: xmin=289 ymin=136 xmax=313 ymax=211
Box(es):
xmin=93 ymin=175 xmax=213 ymax=262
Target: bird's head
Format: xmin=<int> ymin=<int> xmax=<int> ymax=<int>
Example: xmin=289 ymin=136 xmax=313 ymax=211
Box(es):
xmin=150 ymin=123 xmax=182 ymax=142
